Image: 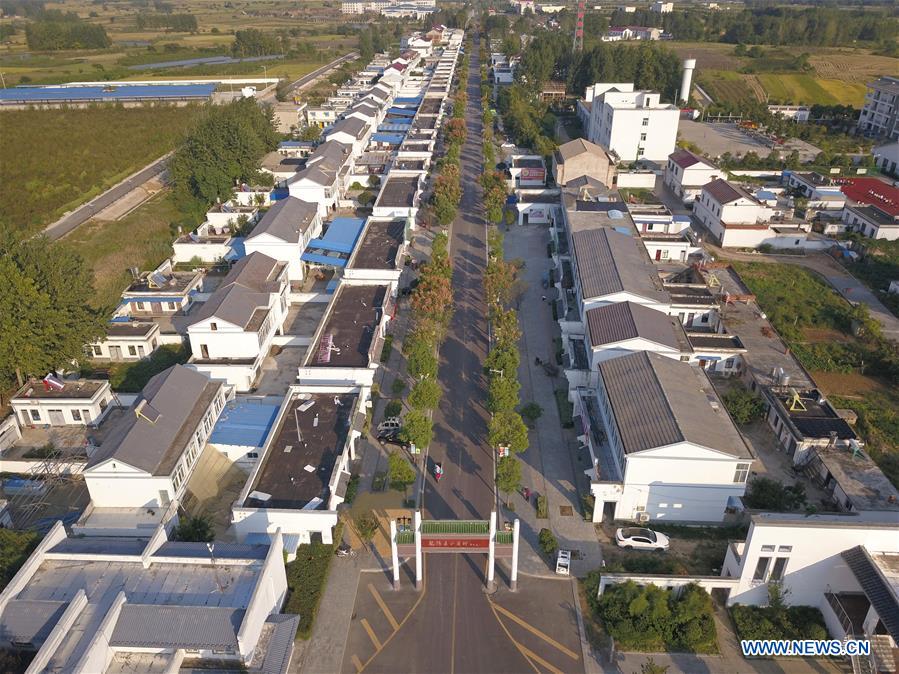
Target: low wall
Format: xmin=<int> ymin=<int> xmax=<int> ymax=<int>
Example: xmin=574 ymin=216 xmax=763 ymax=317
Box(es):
xmin=598 ymin=573 xmax=740 ymax=597
xmin=617 ymin=172 xmax=657 ymax=188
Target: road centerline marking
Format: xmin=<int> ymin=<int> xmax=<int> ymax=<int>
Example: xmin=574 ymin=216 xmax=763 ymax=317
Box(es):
xmin=367 ymin=583 xmax=399 ymax=631
xmin=492 ymin=603 xmax=580 ymax=661
xmin=361 ymin=618 xmax=382 ymax=651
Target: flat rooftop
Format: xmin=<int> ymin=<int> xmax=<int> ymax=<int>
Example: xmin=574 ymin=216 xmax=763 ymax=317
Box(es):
xmin=815 ymin=445 xmax=899 ymax=512
xmin=376 ymin=176 xmax=419 ymax=208
xmin=105 ymin=321 xmax=157 ymax=338
xmin=209 ymin=396 xmax=281 ymax=448
xmin=13 ymin=379 xmax=106 ymax=401
xmin=305 ymin=284 xmax=388 ymax=368
xmin=246 ymin=393 xmax=358 ymax=509
xmin=394 ymin=159 xmax=427 ymax=170
xmin=771 ymin=387 xmax=856 ymax=440
xmin=418 ymin=98 xmax=442 ymax=114
xmin=513 ymin=157 xmax=544 ymax=169
xmin=125 ymin=270 xmax=199 ymax=295
xmin=686 ymin=332 xmax=745 ymax=351
xmin=349 ymin=219 xmax=405 ymax=270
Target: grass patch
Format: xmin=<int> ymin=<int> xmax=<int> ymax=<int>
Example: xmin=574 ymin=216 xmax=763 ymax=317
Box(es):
xmin=756 ymin=73 xmax=838 ymax=106
xmin=649 ymin=523 xmax=749 ymax=541
xmin=61 ymin=191 xmax=182 ymax=311
xmin=731 ymin=604 xmax=828 ymax=644
xmin=554 ymin=389 xmax=573 ymax=428
xmin=845 ymin=239 xmax=899 ymax=319
xmin=0 ymin=105 xmax=203 ymax=233
xmin=284 ymin=524 xmax=342 ymax=639
xmin=0 ymin=529 xmax=42 ymax=591
xmin=88 ymin=344 xmax=189 ymax=392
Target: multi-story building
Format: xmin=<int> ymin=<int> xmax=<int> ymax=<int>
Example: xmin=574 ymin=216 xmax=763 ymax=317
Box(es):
xmin=857 ymin=76 xmax=899 ymax=141
xmin=244 ymin=197 xmax=322 ymax=282
xmin=585 ymin=83 xmax=679 ymax=161
xmin=664 ymin=149 xmax=722 ymax=203
xmin=693 ymin=178 xmax=777 ymax=247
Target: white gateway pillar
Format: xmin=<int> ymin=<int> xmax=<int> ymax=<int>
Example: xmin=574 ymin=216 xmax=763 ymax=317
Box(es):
xmin=510 ymin=519 xmax=520 ymax=591
xmin=414 ymin=510 xmax=423 ymax=590
xmin=487 ymin=511 xmax=496 ymax=591
xmin=390 ymin=519 xmax=400 ymax=590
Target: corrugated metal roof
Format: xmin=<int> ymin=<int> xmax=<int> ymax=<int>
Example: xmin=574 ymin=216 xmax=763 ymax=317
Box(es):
xmin=842 ymin=546 xmax=899 ymax=642
xmin=261 ymin=614 xmax=301 ymax=674
xmin=598 ymin=351 xmax=751 ymax=457
xmin=0 ymin=600 xmax=67 ymax=643
xmin=586 ymin=301 xmax=682 ymax=350
xmin=110 ymin=605 xmax=244 ymax=649
xmin=571 ymin=228 xmax=668 ymax=302
xmin=153 ymin=541 xmax=270 ymax=560
xmin=0 ymin=84 xmax=215 ymax=103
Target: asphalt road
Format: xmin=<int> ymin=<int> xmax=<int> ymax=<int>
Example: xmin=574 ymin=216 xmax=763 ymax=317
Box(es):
xmin=42 ymin=154 xmax=170 ymax=241
xmin=260 ymin=51 xmax=360 ymax=102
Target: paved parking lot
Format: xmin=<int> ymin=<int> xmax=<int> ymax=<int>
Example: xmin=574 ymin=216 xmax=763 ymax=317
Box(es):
xmin=678 ymin=121 xmax=820 ymax=162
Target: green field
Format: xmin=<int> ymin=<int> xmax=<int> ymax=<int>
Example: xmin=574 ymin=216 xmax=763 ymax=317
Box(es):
xmin=61 ymin=190 xmax=182 ymax=311
xmin=756 ymin=73 xmax=867 ymax=107
xmin=0 ymin=105 xmax=204 ymax=233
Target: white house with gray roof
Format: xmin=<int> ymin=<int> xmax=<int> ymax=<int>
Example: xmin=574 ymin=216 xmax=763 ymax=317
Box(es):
xmin=186 ymin=252 xmax=290 ymax=391
xmin=83 ymin=365 xmax=227 ymax=509
xmin=244 ymin=197 xmax=322 ymax=282
xmin=0 ymin=521 xmax=298 ymax=673
xmin=583 ymin=351 xmax=752 ymax=523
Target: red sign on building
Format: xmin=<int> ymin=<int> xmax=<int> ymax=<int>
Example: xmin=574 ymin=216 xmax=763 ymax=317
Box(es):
xmin=421 ymin=537 xmax=489 ymax=550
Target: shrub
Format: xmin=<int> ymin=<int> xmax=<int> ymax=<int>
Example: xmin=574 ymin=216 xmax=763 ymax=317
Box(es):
xmin=379 ymin=334 xmax=394 ymax=362
xmin=731 ymin=602 xmax=828 ymax=643
xmin=344 ymin=474 xmax=360 ymax=504
xmin=743 ymin=477 xmax=806 ymax=512
xmin=538 ymin=528 xmax=558 ymax=555
xmin=0 ymin=529 xmax=41 ymax=591
xmin=722 ymin=386 xmax=765 ymax=425
xmin=384 ymin=399 xmax=403 ymax=419
xmin=172 ymin=514 xmax=214 ymax=542
xmin=285 ymin=527 xmax=341 ymax=638
xmin=536 ymin=494 xmax=548 ymax=519
xmin=520 ymin=402 xmax=543 ymax=425
xmin=391 ymin=378 xmax=406 ymax=395
xmin=387 ymin=451 xmax=416 ymax=494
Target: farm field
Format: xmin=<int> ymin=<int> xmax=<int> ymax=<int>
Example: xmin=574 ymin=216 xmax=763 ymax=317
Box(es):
xmin=668 ymin=41 xmax=897 ymax=107
xmin=61 ymin=190 xmax=182 ymax=311
xmin=0 ymin=104 xmax=204 ymax=233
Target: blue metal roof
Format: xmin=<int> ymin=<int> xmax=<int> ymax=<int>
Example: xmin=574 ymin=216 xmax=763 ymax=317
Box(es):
xmin=387 ymin=106 xmax=417 ymax=117
xmin=379 ymin=121 xmax=412 ymax=131
xmin=372 ymin=132 xmax=405 ymax=144
xmin=0 ymin=83 xmax=216 ymax=103
xmin=209 ymin=397 xmax=281 ymax=448
xmin=301 ymin=217 xmax=366 ymax=268
xmin=394 ymin=96 xmax=423 ymax=104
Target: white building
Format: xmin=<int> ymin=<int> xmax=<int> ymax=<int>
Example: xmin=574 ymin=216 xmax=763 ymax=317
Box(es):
xmin=11 ymin=378 xmax=116 ymax=428
xmin=664 ymin=149 xmax=722 ymax=202
xmin=244 ymin=197 xmax=322 ymax=282
xmin=874 ymin=140 xmax=899 ymax=177
xmin=286 ymin=140 xmax=353 ymax=217
xmin=83 ymin=365 xmax=226 ymax=509
xmin=232 ymin=385 xmax=369 ymax=557
xmin=586 ymin=350 xmax=753 ymax=523
xmin=325 ymin=116 xmax=373 ymax=157
xmin=88 ymin=321 xmax=161 ymax=362
xmin=651 ymin=0 xmax=673 ymax=11
xmin=693 ymin=179 xmax=777 ymax=247
xmin=0 ymin=522 xmax=298 ymax=673
xmin=841 ymin=204 xmax=899 ymax=241
xmin=508 ymin=155 xmax=547 ymax=188
xmin=186 ymin=253 xmax=290 ymax=391
xmin=585 ymin=83 xmax=679 ymax=161
xmin=857 ymin=76 xmax=899 ymax=141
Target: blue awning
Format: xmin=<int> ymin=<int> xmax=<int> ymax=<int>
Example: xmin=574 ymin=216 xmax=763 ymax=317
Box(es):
xmin=387 ymin=106 xmax=417 ymax=117
xmin=301 ymin=217 xmax=366 ymax=268
xmin=372 ymin=133 xmax=405 ymax=144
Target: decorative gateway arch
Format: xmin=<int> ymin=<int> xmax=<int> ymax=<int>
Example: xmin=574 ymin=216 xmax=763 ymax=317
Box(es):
xmin=390 ymin=512 xmax=522 ymax=591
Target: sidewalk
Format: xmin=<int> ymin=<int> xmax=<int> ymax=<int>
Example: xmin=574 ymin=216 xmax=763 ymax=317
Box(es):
xmin=502 ymin=223 xmax=603 ymax=578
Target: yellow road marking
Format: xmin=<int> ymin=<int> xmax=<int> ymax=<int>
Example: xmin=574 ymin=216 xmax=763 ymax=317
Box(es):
xmin=488 ymin=602 xmax=540 ymax=674
xmin=492 ymin=603 xmax=580 ymax=661
xmin=367 ymin=583 xmax=399 ymax=631
xmin=358 ymin=556 xmax=428 ymax=673
xmin=520 ymin=645 xmax=565 ymax=674
xmin=351 ymin=655 xmax=364 ymax=673
xmin=361 ymin=619 xmax=382 ymax=650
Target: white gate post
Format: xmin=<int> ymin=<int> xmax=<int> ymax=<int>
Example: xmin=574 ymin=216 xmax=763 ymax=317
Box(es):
xmin=487 ymin=511 xmax=496 ymax=591
xmin=510 ymin=518 xmax=520 ymax=591
xmin=414 ymin=510 xmax=423 ymax=590
xmin=390 ymin=519 xmax=400 ymax=590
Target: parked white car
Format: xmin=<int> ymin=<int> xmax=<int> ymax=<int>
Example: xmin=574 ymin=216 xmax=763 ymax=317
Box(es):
xmin=377 ymin=417 xmax=402 ymax=434
xmin=555 ymin=549 xmax=571 ymax=575
xmin=615 ymin=527 xmax=670 ymax=551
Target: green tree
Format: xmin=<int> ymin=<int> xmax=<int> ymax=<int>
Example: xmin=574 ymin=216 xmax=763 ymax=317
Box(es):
xmin=399 ymin=409 xmax=433 ymax=449
xmin=387 ymin=451 xmax=417 ymax=494
xmin=743 ymin=477 xmax=807 ymax=512
xmin=722 ymin=386 xmax=765 ymax=425
xmin=404 ymin=332 xmax=438 ymax=380
xmin=487 ymin=375 xmax=520 ymax=413
xmin=353 ymin=510 xmax=380 ymax=551
xmin=173 ymin=514 xmax=214 ymax=542
xmin=495 ymin=456 xmax=521 ymax=507
xmin=300 ymin=125 xmax=322 ymax=141
xmin=520 ymin=402 xmax=543 ymax=426
xmin=408 ymin=378 xmax=442 ymax=410
xmin=538 ymin=528 xmax=558 ymax=555
xmin=488 ymin=410 xmax=530 ymax=454
xmin=0 ymin=235 xmax=105 ymax=386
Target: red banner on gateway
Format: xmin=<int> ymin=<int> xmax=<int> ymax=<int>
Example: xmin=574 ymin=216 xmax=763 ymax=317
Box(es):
xmin=421 ymin=538 xmax=489 ymax=550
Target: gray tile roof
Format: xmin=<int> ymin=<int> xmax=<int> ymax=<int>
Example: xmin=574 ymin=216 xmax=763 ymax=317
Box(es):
xmin=110 ymin=605 xmax=244 ymax=650
xmin=842 ymin=546 xmax=899 ymax=642
xmin=327 ymin=116 xmax=369 ymax=141
xmin=186 ymin=252 xmax=284 ymax=329
xmin=598 ymin=351 xmax=752 ymax=458
xmin=261 ymin=614 xmax=301 ymax=674
xmin=555 ymin=137 xmax=609 ymax=162
xmin=586 ymin=301 xmax=685 ymax=351
xmin=571 ymin=228 xmax=668 ymax=303
xmin=86 ymin=365 xmax=222 ymax=475
xmin=248 ymin=197 xmax=318 ymax=244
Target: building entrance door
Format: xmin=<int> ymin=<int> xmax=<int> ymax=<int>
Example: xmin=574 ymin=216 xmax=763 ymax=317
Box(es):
xmin=48 ymin=410 xmax=65 ymax=425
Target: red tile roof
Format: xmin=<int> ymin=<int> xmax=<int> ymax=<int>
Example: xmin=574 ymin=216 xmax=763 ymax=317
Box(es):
xmin=669 ymin=149 xmax=703 ymax=169
xmin=835 ymin=177 xmax=899 ymax=217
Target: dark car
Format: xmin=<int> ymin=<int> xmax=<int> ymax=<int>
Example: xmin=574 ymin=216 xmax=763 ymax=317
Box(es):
xmin=378 ymin=432 xmax=410 ymax=450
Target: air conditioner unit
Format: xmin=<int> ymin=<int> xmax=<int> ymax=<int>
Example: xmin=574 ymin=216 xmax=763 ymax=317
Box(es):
xmin=637 ymin=512 xmax=650 ymax=523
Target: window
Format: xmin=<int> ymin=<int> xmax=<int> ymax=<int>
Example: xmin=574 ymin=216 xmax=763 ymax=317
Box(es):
xmin=128 ymin=345 xmax=137 ymax=356
xmin=761 ymin=545 xmax=775 ymax=552
xmin=753 ymin=556 xmax=770 ymax=581
xmin=136 ymin=302 xmax=145 ymax=310
xmin=30 ymin=409 xmax=41 ymax=422
xmin=672 ymin=503 xmax=682 ymax=509
xmin=770 ymin=557 xmax=788 ymax=581
xmin=640 ymin=133 xmax=647 ymax=141
xmin=680 ymin=356 xmax=690 ymax=362
xmin=210 ymin=323 xmax=218 ymax=331
xmin=642 ymin=117 xmax=649 ymax=126
xmin=733 ymin=462 xmax=751 ymax=483
xmin=167 ymin=302 xmax=177 ymax=310
xmin=71 ymin=409 xmax=82 ymax=422
xmin=247 ymin=452 xmax=259 ymax=459
xmin=658 ymin=503 xmax=668 ymax=508
xmin=778 ymin=545 xmax=793 ymax=553
xmin=92 ymin=345 xmax=103 ymax=356
xmin=637 ymin=148 xmax=645 ymax=157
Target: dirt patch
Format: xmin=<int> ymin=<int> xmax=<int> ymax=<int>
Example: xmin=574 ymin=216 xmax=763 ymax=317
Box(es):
xmin=810 ymin=370 xmax=892 ymax=398
xmin=596 ymin=524 xmax=729 ymax=576
xmin=801 ymin=326 xmax=852 ymax=343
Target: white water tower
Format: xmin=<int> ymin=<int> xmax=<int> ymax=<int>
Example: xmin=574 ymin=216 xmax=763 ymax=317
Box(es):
xmin=679 ymin=58 xmax=696 ymax=105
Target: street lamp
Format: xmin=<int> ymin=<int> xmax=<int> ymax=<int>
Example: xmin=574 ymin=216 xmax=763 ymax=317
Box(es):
xmin=489 ymin=368 xmax=504 ymax=379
